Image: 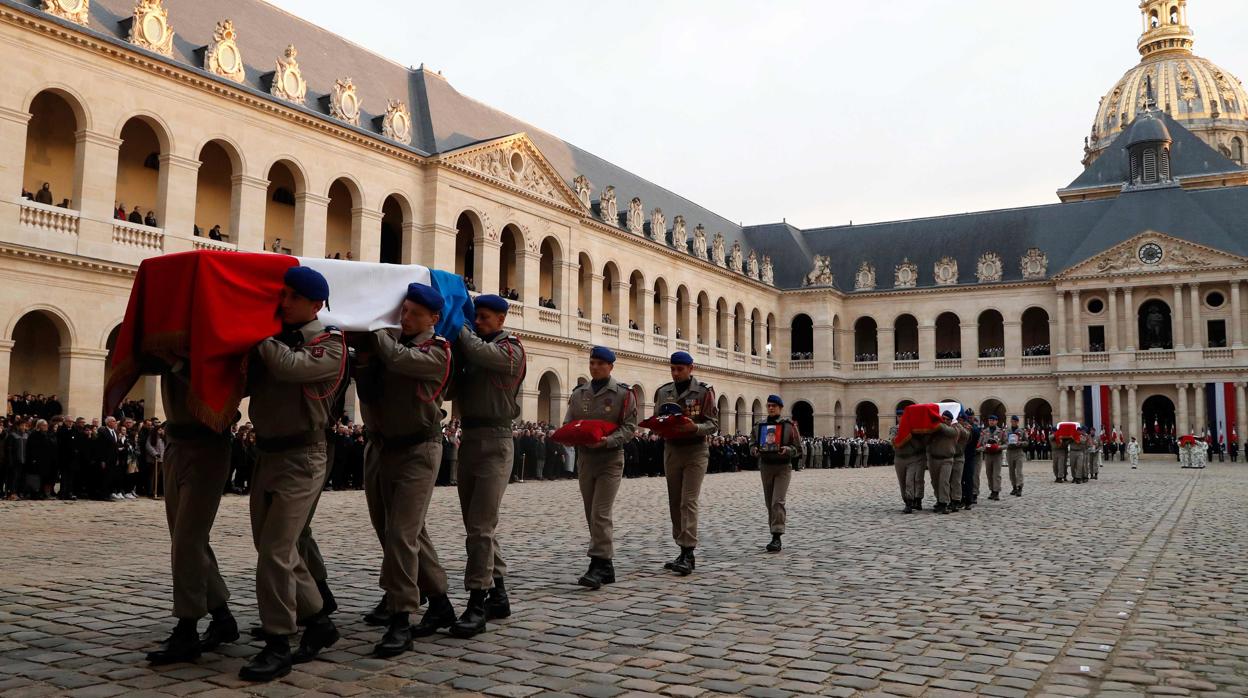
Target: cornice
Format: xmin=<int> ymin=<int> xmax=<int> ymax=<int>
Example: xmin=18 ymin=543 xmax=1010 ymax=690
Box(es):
xmin=0 ymin=243 xmax=136 ymax=278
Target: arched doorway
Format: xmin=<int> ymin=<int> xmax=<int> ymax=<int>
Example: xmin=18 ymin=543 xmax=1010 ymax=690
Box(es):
xmin=735 ymin=396 xmax=749 ymax=435
xmin=499 ymin=224 xmax=522 ymax=298
xmin=652 ymin=278 xmax=669 ymax=335
xmin=9 ymin=310 xmax=70 ymax=408
xmin=265 ymin=160 xmax=303 ymax=254
xmin=539 ymin=238 xmax=563 ymax=309
xmin=577 ymin=253 xmax=593 ymax=318
xmin=1024 ymin=398 xmax=1053 ymax=428
xmin=854 ymin=317 xmax=878 ymax=362
xmin=379 ymin=195 xmax=405 ymax=264
xmin=716 ymin=394 xmax=730 ymax=429
xmin=325 ymin=178 xmax=358 ymax=259
xmin=979 ymin=398 xmax=1007 ymax=423
xmin=601 ymin=262 xmax=620 ymax=325
xmin=935 ymin=312 xmax=961 ymax=359
xmin=751 ymin=398 xmax=764 ymax=426
xmin=628 ymin=271 xmax=645 ymax=329
xmin=194 ymin=140 xmax=239 ymax=240
xmin=23 ymin=89 xmax=83 ymax=209
xmin=116 ymin=116 xmax=168 ymax=227
xmin=790 ymin=314 xmax=813 ymax=359
xmin=537 ymin=372 xmax=561 ymax=424
xmin=893 ymin=314 xmax=918 ymax=360
xmin=1141 ymin=394 xmax=1176 ymax=453
xmin=791 ymin=401 xmax=814 ymax=438
xmin=978 ymin=309 xmax=1004 ymax=357
xmin=1021 ymin=307 xmax=1051 ymax=356
xmin=855 ymin=401 xmax=879 ymax=438
xmin=1138 ymin=299 xmax=1173 ymax=350
xmin=455 ymin=212 xmax=480 ymax=288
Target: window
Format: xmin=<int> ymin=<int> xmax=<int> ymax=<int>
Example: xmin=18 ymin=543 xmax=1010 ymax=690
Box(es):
xmin=1087 ymin=298 xmax=1105 ymax=314
xmin=1206 ymin=291 xmax=1225 ymax=308
xmin=1088 ymin=326 xmax=1106 ymax=353
xmin=1208 ymin=320 xmax=1227 ymax=348
xmin=1234 ymin=138 xmax=1245 ymax=164
xmin=1143 ymin=148 xmax=1158 ymax=182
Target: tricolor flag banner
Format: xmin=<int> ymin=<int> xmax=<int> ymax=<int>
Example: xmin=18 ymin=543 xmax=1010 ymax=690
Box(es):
xmin=1205 ymin=382 xmax=1237 ymax=447
xmin=1081 ymin=385 xmax=1111 ymax=434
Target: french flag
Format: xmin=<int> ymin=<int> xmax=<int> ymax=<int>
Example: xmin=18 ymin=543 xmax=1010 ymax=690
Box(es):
xmin=1205 ymin=383 xmax=1237 ymax=447
xmin=1082 ymin=385 xmax=1111 ymax=434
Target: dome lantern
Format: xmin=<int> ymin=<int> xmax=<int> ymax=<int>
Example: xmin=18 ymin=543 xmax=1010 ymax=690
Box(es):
xmin=1138 ymin=0 xmax=1194 ymax=59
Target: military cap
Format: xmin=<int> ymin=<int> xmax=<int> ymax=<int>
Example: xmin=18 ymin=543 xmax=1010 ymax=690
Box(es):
xmin=987 ymin=414 xmax=999 ymax=421
xmin=284 ymin=266 xmax=329 ymax=302
xmin=405 ymin=283 xmax=444 ymax=313
xmin=474 ymin=294 xmax=509 ymax=313
xmin=590 ymin=346 xmax=616 ymax=364
xmin=767 ymin=394 xmax=784 ymax=407
xmin=670 ymin=351 xmax=694 ymax=365
xmin=1010 ymin=415 xmax=1020 ymax=421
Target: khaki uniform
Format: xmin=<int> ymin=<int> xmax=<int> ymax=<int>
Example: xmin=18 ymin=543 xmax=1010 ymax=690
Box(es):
xmin=1051 ymin=436 xmax=1069 ymax=480
xmin=894 ymin=435 xmax=928 ymax=504
xmin=456 ymin=326 xmax=525 ymax=590
xmin=1005 ymin=426 xmax=1026 ymax=489
xmin=564 ymin=377 xmax=640 ymax=559
xmin=357 ymin=328 xmax=452 ymax=612
xmin=1087 ymin=435 xmax=1101 ymax=479
xmin=753 ymin=417 xmax=803 ymax=533
xmin=926 ymin=422 xmax=959 ymax=505
xmin=247 ymin=319 xmax=345 ymax=636
xmin=948 ymin=423 xmax=968 ymax=504
xmin=978 ymin=426 xmax=1006 ymax=494
xmin=653 ymin=378 xmax=719 ymax=548
xmin=1069 ymin=437 xmax=1087 ymax=480
xmin=160 ymin=367 xmax=231 ymax=620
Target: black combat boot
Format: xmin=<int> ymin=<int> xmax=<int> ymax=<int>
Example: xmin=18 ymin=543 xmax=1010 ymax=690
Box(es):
xmin=671 ymin=547 xmax=696 ymax=576
xmin=291 ymin=614 xmax=339 ymax=664
xmin=450 ymin=590 xmax=489 ymax=638
xmin=599 ymin=558 xmax=616 ymax=584
xmin=933 ymin=502 xmax=947 ymax=514
xmin=766 ymin=534 xmax=782 ymax=552
xmin=363 ymin=594 xmax=391 ymax=626
xmin=374 ymin=612 xmax=412 ymax=658
xmin=903 ymin=499 xmax=914 ymax=514
xmin=146 ymin=618 xmax=201 ymax=665
xmin=315 ymin=579 xmax=338 ymax=616
xmin=989 ymin=491 xmax=1000 ymax=500
xmin=238 ymin=635 xmax=291 ymax=682
xmin=578 ymin=558 xmax=610 ymax=590
xmin=962 ymin=498 xmax=973 ymax=511
xmin=1016 ymin=485 xmax=1023 ymax=497
xmin=949 ymin=501 xmax=961 ymax=513
xmin=915 ymin=499 xmax=924 ymax=511
xmin=412 ymin=594 xmax=457 ymax=637
xmin=198 ymin=605 xmax=239 ymax=652
xmin=485 ymin=577 xmax=511 ymax=619
xmin=663 ymin=549 xmax=685 ymax=571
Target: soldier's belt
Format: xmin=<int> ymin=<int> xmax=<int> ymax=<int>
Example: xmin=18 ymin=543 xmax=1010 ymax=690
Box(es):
xmin=374 ymin=429 xmax=440 ymax=449
xmin=165 ymin=422 xmax=229 ymax=442
xmin=255 ymin=430 xmax=326 ymax=453
xmin=461 ymin=417 xmax=512 ymax=430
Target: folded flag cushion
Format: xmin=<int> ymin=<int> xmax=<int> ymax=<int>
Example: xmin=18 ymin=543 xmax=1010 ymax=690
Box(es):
xmin=639 ymin=413 xmax=695 ymax=439
xmin=551 ymin=419 xmax=618 ymax=446
xmin=1055 ymin=422 xmax=1082 ymax=443
xmin=105 ymin=250 xmax=473 ymax=430
xmin=894 ymin=403 xmax=941 ymax=448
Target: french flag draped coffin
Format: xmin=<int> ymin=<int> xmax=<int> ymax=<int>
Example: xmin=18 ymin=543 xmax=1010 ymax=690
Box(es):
xmin=1054 ymin=421 xmax=1082 ymax=443
xmin=893 ymin=403 xmax=941 ymax=448
xmin=103 ymin=250 xmax=473 ymax=431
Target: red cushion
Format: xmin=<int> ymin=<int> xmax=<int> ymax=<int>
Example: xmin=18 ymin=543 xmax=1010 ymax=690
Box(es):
xmin=638 ymin=414 xmax=695 ymax=439
xmin=551 ymin=419 xmax=618 ymax=446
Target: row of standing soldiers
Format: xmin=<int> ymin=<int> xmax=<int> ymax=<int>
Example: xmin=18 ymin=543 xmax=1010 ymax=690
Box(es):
xmin=893 ymin=411 xmax=1030 ymax=514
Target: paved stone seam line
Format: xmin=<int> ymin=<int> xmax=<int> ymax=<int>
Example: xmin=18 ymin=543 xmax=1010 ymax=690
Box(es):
xmin=1027 ymin=471 xmax=1200 ymax=698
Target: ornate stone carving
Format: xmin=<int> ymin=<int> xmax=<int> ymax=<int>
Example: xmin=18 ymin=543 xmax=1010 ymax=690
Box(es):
xmin=627 ymin=197 xmax=644 ymax=235
xmin=1020 ymin=247 xmax=1048 ymax=279
xmin=804 ymin=255 xmax=834 ymax=287
xmin=711 ymin=231 xmax=726 ymax=267
xmin=854 ymin=261 xmax=876 ymax=291
xmin=1170 ymin=244 xmax=1212 ymax=267
xmin=729 ymin=241 xmax=743 ymax=273
xmin=203 ymin=19 xmax=245 ymax=83
xmin=894 ymin=258 xmax=918 ymax=289
xmin=1095 ymin=247 xmax=1133 ymax=273
xmin=328 ymin=78 xmax=361 ymax=125
xmin=573 ymin=175 xmax=591 ymax=208
xmin=933 ymin=256 xmax=958 ymax=285
xmin=270 ymin=44 xmax=307 ymax=104
xmin=128 ymin=0 xmax=174 ymax=56
xmin=761 ymin=256 xmax=774 ymax=285
xmin=599 ymin=186 xmax=617 ymax=225
xmin=462 ymin=147 xmax=560 ymax=201
xmin=649 ymin=208 xmax=664 ymax=240
xmin=42 ymin=0 xmax=90 ymax=26
xmin=381 ymin=100 xmax=411 ymax=144
xmin=746 ymin=251 xmax=760 ymax=279
xmin=976 ymin=251 xmax=1003 ymax=283
xmin=671 ymin=216 xmax=687 ymax=250
xmin=691 ymin=222 xmax=705 ymax=258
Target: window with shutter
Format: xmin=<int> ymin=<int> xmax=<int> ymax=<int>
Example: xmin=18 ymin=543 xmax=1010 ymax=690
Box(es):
xmin=1143 ymin=148 xmax=1157 ymax=182
xmin=1130 ymin=152 xmax=1139 ymax=183
xmin=1161 ymin=148 xmax=1171 ymax=180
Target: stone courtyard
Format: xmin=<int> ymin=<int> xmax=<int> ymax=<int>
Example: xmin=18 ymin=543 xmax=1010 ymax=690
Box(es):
xmin=1 ymin=457 xmax=1246 ymax=698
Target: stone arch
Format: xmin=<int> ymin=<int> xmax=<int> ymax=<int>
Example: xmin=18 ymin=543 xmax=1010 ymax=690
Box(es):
xmin=977 ymin=309 xmax=1005 ymax=357
xmin=733 ymin=302 xmax=747 ymax=352
xmin=854 ymin=316 xmax=878 ymax=361
xmin=325 ymin=176 xmax=363 ymax=259
xmin=893 ymin=313 xmax=919 ymax=360
xmin=6 ymin=304 xmax=76 ymax=346
xmin=194 ymin=138 xmax=243 ymax=240
xmin=380 ymin=193 xmax=412 ymax=264
xmin=628 ymin=270 xmax=646 ymax=329
xmin=116 ymin=114 xmax=172 ymax=225
xmin=935 ymin=311 xmax=961 ymax=358
xmin=601 ymin=260 xmax=621 ymax=324
xmin=538 ymin=236 xmax=564 ymax=309
xmin=979 ymin=397 xmax=1007 ymax=423
xmin=676 ymin=285 xmax=691 ymax=340
xmin=1138 ymin=298 xmax=1174 ymax=350
xmin=456 ymin=210 xmax=485 ymax=285
xmin=1021 ymin=306 xmax=1051 ymax=356
xmin=716 ymin=394 xmax=730 ymax=428
xmin=264 ymin=157 xmax=308 ymax=254
xmin=1024 ymin=397 xmax=1053 ymax=427
xmin=537 ymin=370 xmax=562 ymax=424
xmin=749 ymin=308 xmax=762 ymax=355
xmin=790 ymin=313 xmax=813 ymax=359
xmin=22 ymin=83 xmax=92 ymax=131
xmin=714 ymin=297 xmax=729 ymax=348
xmin=792 ymin=400 xmax=815 ymax=438
xmin=651 ymin=277 xmax=669 ymax=336
xmin=855 ymin=400 xmax=880 ymax=439
xmin=7 ymin=307 xmax=75 ymax=403
xmin=23 ymin=88 xmax=86 ymax=209
xmin=696 ymin=291 xmax=711 ymax=344
xmin=735 ymin=396 xmax=749 ymax=435
xmin=112 ymin=111 xmax=175 ymax=155
xmin=499 ymin=223 xmax=524 ymax=297
xmin=751 ymin=398 xmax=764 ymax=425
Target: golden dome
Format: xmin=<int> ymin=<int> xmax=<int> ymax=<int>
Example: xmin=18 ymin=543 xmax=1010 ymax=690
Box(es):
xmin=1086 ymin=1 xmax=1248 ymax=165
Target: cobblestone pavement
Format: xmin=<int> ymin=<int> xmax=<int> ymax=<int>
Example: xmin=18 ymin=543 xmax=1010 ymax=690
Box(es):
xmin=2 ymin=456 xmax=1247 ymax=698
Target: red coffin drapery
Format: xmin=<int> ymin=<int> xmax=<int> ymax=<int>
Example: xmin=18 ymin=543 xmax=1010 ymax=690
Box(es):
xmin=103 ymin=250 xmax=299 ymax=430
xmin=894 ymin=403 xmax=941 ymax=448
xmin=1054 ymin=422 xmax=1082 ymax=443
xmin=550 ymin=419 xmax=619 ymax=446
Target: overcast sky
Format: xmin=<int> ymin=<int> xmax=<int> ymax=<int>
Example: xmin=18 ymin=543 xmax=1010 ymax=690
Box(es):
xmin=267 ymin=0 xmax=1248 ymax=228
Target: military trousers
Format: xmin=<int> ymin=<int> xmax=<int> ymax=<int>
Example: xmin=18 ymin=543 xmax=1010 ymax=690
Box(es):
xmin=1052 ymin=448 xmax=1068 ymax=479
xmin=927 ymin=455 xmax=952 ymax=505
xmin=363 ymin=439 xmax=448 ymax=612
xmin=759 ymin=460 xmax=792 ymax=534
xmin=250 ymin=441 xmax=327 ymax=636
xmin=664 ymin=442 xmax=709 ymax=549
xmin=961 ymin=454 xmax=978 ymax=503
xmin=457 ymin=429 xmax=511 ymax=590
xmin=1088 ymin=451 xmax=1100 ymax=478
xmin=1007 ymin=449 xmax=1025 ymax=489
xmin=577 ymin=448 xmax=624 ymax=559
xmin=982 ymin=451 xmax=1004 ymax=493
xmin=1069 ymin=451 xmax=1086 ymax=480
xmin=947 ymin=455 xmax=964 ymax=504
xmin=296 ymin=437 xmax=334 ymax=584
xmin=163 ymin=436 xmax=231 ymax=620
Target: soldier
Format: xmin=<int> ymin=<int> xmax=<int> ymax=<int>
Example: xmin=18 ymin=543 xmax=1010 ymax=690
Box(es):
xmin=926 ymin=410 xmax=960 ymax=514
xmin=1005 ymin=415 xmax=1026 ymax=496
xmin=750 ymin=395 xmax=803 ymax=551
xmin=240 ymin=266 xmax=346 ymax=682
xmin=355 ymin=283 xmax=457 ymax=656
xmin=892 ymin=413 xmax=927 ymax=514
xmin=450 ymin=294 xmax=525 ymax=638
xmin=653 ymin=351 xmax=719 ymax=575
xmin=144 ymin=364 xmax=238 ymax=666
xmin=946 ymin=412 xmax=968 ymax=512
xmin=1051 ymin=429 xmax=1069 ymax=482
xmin=1127 ymin=436 xmax=1140 ymax=469
xmin=978 ymin=414 xmax=1005 ymax=500
xmin=1087 ymin=429 xmax=1101 ymax=480
xmin=563 ymin=346 xmax=639 ymax=589
xmin=960 ymin=410 xmax=981 ymax=509
xmin=1069 ymin=427 xmax=1088 ymax=483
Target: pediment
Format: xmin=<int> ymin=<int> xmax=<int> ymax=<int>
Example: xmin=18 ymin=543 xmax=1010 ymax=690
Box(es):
xmin=441 ymin=134 xmax=586 ymax=212
xmin=1055 ymin=230 xmax=1247 ymax=280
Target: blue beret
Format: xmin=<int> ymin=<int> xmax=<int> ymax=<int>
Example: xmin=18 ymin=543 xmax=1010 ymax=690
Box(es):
xmin=474 ymin=294 xmax=509 ymax=313
xmin=284 ymin=266 xmax=329 ymax=302
xmin=590 ymin=346 xmax=616 ymax=364
xmin=670 ymin=351 xmax=693 ymax=365
xmin=942 ymin=411 xmax=954 ymax=419
xmin=658 ymin=402 xmax=684 ymax=416
xmin=767 ymin=394 xmax=784 ymax=407
xmin=405 ymin=283 xmax=444 ymax=313
xmin=1010 ymin=415 xmax=1020 ymax=421
xmin=895 ymin=409 xmax=905 ymax=416
xmin=987 ymin=414 xmax=999 ymax=420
